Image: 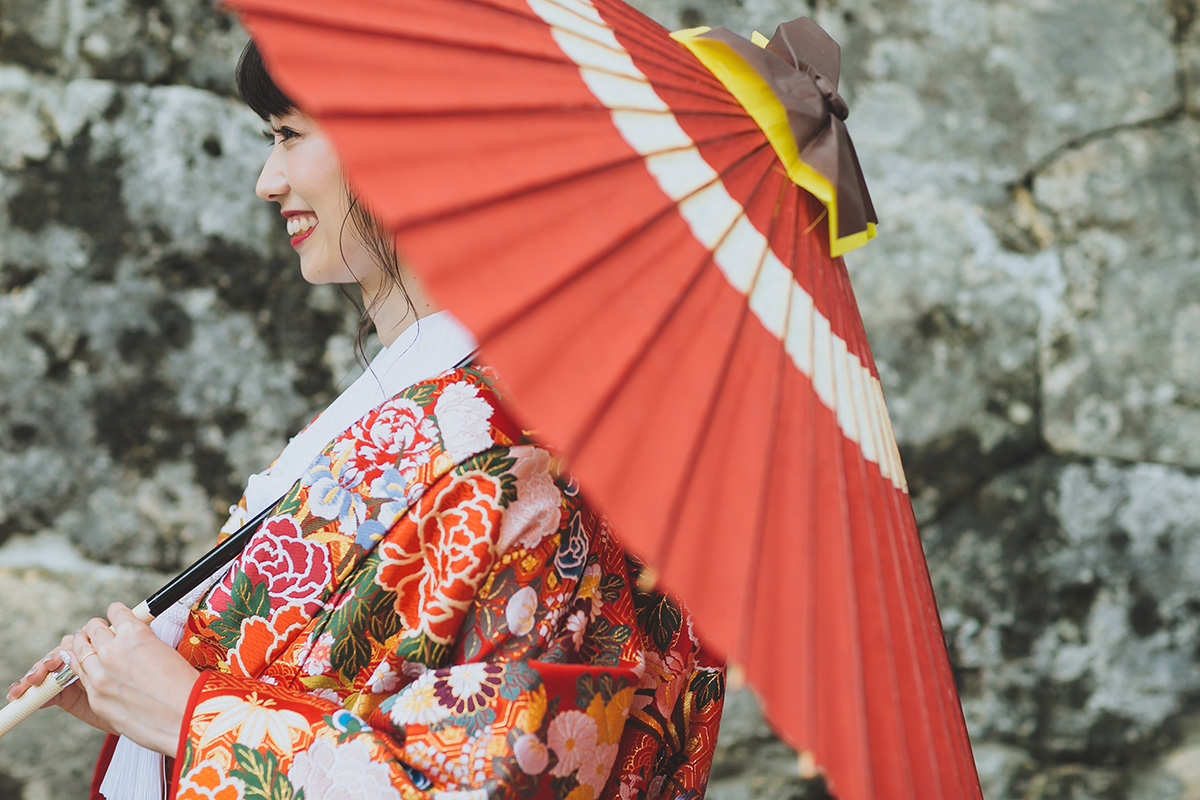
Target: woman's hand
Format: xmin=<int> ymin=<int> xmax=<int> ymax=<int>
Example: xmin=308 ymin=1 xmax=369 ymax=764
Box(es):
xmin=9 ymin=603 xmax=201 ymax=755
xmin=72 ymin=603 xmax=202 ymax=755
xmin=7 ymin=639 xmax=114 ymax=735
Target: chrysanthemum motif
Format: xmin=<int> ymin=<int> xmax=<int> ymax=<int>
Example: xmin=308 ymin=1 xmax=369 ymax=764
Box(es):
xmin=387 ymin=671 xmax=450 ymax=728
xmin=547 ymin=710 xmax=599 ymax=777
xmin=432 ymin=663 xmax=506 ymax=716
xmin=576 ymin=741 xmax=620 ymax=793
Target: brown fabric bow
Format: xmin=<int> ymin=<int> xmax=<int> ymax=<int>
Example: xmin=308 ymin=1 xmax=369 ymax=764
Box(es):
xmin=697 ymin=19 xmax=877 ymax=243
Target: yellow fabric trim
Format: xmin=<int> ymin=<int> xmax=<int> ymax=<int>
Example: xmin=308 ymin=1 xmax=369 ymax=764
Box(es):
xmin=671 ymin=27 xmax=875 ymax=257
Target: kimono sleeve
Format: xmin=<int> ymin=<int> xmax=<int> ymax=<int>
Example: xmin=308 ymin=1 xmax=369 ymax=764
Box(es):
xmin=171 ymin=453 xmax=644 ymax=800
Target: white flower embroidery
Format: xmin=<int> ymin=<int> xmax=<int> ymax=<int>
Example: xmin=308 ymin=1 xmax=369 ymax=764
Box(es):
xmin=388 ymin=670 xmax=449 ymax=727
xmin=445 ymin=662 xmax=489 ymax=699
xmin=565 ymin=609 xmax=588 ymax=649
xmin=547 ymin=710 xmax=598 ymax=777
xmin=506 ymin=587 xmax=539 ymax=637
xmin=367 ymin=660 xmax=402 ymax=694
xmin=513 ymin=732 xmax=550 ymax=775
xmin=288 ymin=738 xmax=401 ymax=800
xmin=497 ymin=446 xmax=563 ymax=552
xmin=434 ymin=381 xmax=494 ymax=461
xmin=195 ymin=692 xmax=309 ymax=752
xmin=577 ymin=741 xmax=621 ymax=792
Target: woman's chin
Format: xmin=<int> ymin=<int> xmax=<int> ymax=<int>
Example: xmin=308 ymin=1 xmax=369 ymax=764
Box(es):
xmin=298 ymin=258 xmax=343 ymax=286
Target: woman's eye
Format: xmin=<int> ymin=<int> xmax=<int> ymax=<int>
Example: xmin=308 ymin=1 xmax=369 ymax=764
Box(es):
xmin=264 ymin=127 xmax=300 ymax=145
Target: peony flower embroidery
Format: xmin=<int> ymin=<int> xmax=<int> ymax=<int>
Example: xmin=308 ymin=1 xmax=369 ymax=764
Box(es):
xmin=505 ymin=586 xmax=539 ymax=637
xmin=554 ymin=514 xmax=589 ymax=581
xmin=288 ymin=738 xmax=402 ymax=800
xmin=337 ymin=398 xmax=438 ymax=489
xmin=208 ymin=518 xmax=332 ymax=615
xmin=434 ymin=381 xmax=495 ymax=462
xmin=547 ymin=710 xmax=599 ymax=777
xmin=374 ymin=473 xmax=502 ymax=644
xmin=497 ymin=446 xmax=563 ymax=552
xmin=228 ymin=603 xmax=309 ymax=679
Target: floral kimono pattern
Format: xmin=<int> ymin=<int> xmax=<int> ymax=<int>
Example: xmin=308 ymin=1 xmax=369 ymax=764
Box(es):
xmin=161 ymin=366 xmax=724 ymax=800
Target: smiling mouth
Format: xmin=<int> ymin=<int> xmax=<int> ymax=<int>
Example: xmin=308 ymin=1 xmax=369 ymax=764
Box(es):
xmin=287 ymin=214 xmax=317 ymax=246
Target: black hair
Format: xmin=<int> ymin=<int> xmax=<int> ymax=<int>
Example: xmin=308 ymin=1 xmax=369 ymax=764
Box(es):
xmin=235 ymin=39 xmax=416 ymax=360
xmin=236 ymin=40 xmax=296 ymax=120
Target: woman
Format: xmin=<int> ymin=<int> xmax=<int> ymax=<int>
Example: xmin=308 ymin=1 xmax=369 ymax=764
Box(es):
xmin=7 ymin=41 xmax=724 ymax=800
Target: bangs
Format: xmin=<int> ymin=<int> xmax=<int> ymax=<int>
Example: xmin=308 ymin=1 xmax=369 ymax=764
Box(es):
xmin=236 ymin=40 xmax=295 ymax=120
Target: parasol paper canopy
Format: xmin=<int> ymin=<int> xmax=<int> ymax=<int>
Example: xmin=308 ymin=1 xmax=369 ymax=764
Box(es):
xmin=226 ymin=0 xmax=982 ymax=797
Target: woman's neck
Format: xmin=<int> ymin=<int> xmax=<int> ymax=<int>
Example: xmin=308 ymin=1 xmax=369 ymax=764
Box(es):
xmin=365 ymin=274 xmax=439 ymax=347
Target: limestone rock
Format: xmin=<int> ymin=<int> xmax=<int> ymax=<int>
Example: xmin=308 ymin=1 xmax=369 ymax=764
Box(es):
xmin=2 ymin=0 xmax=1199 ymax=797
xmin=926 ymin=458 xmax=1200 ymax=794
xmin=1036 ymin=121 xmax=1200 ymax=467
xmin=0 ymin=68 xmax=357 ymax=569
xmin=0 ymin=0 xmax=247 ymax=94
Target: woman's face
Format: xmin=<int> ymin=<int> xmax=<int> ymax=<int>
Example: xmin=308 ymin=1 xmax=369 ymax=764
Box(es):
xmin=256 ymin=111 xmax=379 ymax=291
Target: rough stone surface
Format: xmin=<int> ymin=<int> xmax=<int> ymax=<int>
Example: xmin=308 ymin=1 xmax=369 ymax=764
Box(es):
xmin=1 ymin=0 xmax=1199 ymax=798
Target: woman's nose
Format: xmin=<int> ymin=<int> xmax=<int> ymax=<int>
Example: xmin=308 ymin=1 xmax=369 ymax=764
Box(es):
xmin=255 ymin=146 xmax=288 ymax=202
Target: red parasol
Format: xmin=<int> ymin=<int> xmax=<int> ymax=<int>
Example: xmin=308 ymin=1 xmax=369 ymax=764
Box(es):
xmin=226 ymin=0 xmax=982 ymax=797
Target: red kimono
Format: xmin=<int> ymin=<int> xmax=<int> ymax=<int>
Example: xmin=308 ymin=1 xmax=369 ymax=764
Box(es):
xmin=154 ymin=365 xmax=722 ymax=799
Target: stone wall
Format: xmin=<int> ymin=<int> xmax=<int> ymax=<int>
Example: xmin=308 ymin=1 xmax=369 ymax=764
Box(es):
xmin=0 ymin=0 xmax=1197 ymax=798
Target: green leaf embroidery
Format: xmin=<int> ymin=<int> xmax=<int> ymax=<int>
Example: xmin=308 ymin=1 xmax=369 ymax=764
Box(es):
xmin=635 ymin=592 xmax=683 ymax=654
xmin=690 ymin=668 xmax=726 ymax=710
xmin=229 ymin=743 xmax=298 ymax=800
xmin=330 ymin=627 xmax=373 ymax=679
xmin=211 ymin=572 xmax=271 ymax=648
xmin=599 ymin=573 xmax=626 ymax=603
xmin=445 ymin=707 xmax=497 ymax=737
xmin=400 ymin=382 xmax=441 ymax=407
xmin=365 ymin=583 xmax=404 ymax=644
xmin=395 ymin=634 xmax=449 ymax=668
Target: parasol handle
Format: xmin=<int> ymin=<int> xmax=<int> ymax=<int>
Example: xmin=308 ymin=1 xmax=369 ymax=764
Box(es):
xmin=0 ymin=499 xmax=280 ymax=742
xmin=0 ymin=602 xmax=155 ymax=738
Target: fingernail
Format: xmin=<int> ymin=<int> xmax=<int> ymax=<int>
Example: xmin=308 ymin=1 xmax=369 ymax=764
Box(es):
xmin=58 ymin=650 xmax=71 ymax=666
xmin=42 ymin=654 xmax=55 ymax=664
